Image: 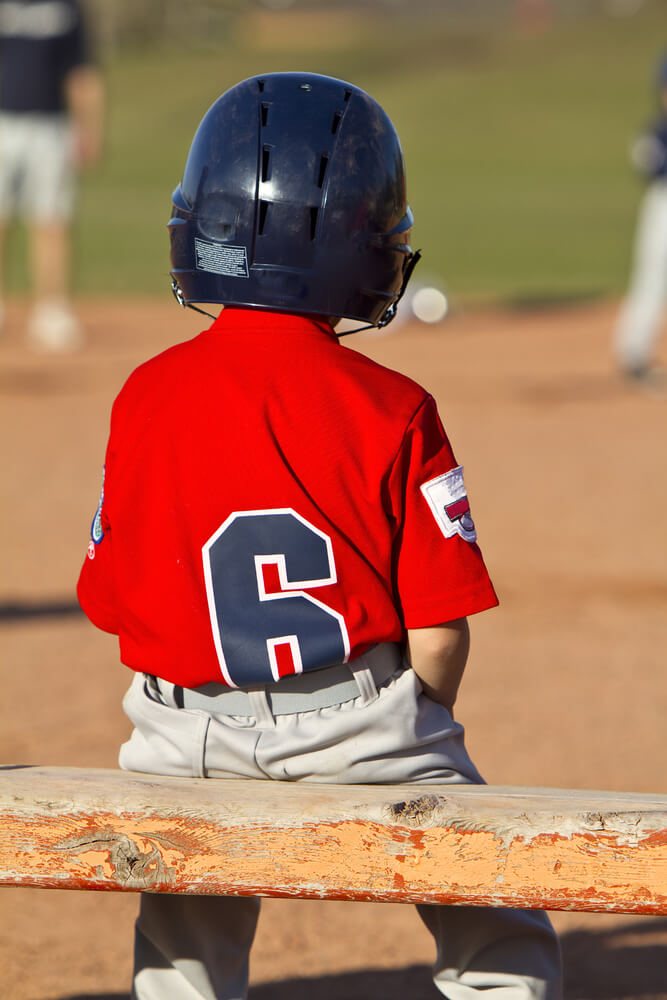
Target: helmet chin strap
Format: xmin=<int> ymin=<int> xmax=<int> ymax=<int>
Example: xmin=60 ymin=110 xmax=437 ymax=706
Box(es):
xmin=336 ymin=249 xmax=422 ymax=338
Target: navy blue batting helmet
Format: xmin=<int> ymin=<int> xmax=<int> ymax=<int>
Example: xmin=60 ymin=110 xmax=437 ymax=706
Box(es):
xmin=168 ymin=72 xmax=419 ymax=328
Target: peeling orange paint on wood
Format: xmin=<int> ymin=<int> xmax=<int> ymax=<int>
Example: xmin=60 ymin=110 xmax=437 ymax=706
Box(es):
xmin=1 ymin=767 xmax=666 ymax=915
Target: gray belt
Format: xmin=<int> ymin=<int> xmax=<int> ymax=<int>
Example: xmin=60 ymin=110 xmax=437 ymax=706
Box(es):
xmin=148 ymin=643 xmax=404 ymax=716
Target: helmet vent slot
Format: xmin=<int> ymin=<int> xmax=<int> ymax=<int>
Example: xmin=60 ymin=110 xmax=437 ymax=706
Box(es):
xmin=344 ymin=89 xmax=352 ymax=102
xmin=261 ymin=145 xmax=272 ymax=182
xmin=331 ymin=111 xmax=343 ymax=135
xmin=257 ymin=79 xmax=265 ymax=92
xmin=261 ymin=103 xmax=270 ymax=127
xmin=309 ymin=206 xmax=319 ymax=241
xmin=317 ymin=154 xmax=329 ymax=188
xmin=258 ymin=200 xmax=269 ymax=235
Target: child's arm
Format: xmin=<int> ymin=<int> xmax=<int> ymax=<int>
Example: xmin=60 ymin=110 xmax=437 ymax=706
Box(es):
xmin=406 ymin=619 xmax=470 ymax=715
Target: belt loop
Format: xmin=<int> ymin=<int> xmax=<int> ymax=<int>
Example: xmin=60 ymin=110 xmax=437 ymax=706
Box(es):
xmin=144 ymin=674 xmax=161 ymax=703
xmin=155 ymin=677 xmax=178 ymax=707
xmin=247 ymin=686 xmax=276 ymax=727
xmin=192 ymin=713 xmax=210 ymax=778
xmin=349 ymin=662 xmax=379 ymax=706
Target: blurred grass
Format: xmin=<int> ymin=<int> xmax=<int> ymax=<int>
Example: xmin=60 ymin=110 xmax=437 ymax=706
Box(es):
xmin=5 ymin=2 xmax=663 ymax=304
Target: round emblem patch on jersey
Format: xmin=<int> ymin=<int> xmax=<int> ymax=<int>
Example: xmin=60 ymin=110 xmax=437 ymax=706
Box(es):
xmin=90 ymin=467 xmax=105 ymax=545
xmin=420 ymin=466 xmax=477 ymax=543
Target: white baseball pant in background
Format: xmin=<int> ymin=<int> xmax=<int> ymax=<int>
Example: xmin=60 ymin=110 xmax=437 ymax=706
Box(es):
xmin=615 ymin=180 xmax=667 ymax=375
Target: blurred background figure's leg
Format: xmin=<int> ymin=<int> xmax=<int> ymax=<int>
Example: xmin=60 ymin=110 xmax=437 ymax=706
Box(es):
xmin=27 ymin=221 xmax=82 ymax=352
xmin=0 ymin=112 xmax=21 ymax=336
xmin=614 ymin=182 xmax=667 ymax=379
xmin=25 ymin=118 xmax=83 ymax=353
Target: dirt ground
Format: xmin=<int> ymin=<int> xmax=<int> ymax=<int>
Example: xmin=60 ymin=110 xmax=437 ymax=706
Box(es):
xmin=1 ymin=297 xmax=666 ymax=1000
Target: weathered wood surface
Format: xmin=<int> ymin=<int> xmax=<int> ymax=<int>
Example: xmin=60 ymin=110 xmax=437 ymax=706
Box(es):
xmin=1 ymin=766 xmax=666 ymax=914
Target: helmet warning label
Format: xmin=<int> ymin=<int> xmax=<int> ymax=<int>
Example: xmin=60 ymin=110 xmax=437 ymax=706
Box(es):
xmin=195 ymin=239 xmax=249 ymax=278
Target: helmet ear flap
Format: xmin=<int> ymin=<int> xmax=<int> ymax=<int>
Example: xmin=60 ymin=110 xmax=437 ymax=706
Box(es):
xmin=338 ymin=248 xmax=422 ymax=338
xmin=378 ymin=249 xmax=422 ymax=329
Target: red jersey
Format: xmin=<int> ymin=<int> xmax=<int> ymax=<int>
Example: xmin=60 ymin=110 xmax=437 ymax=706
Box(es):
xmin=78 ymin=309 xmax=498 ymax=688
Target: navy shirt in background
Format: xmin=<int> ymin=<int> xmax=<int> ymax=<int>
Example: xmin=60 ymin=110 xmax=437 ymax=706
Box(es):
xmin=0 ymin=0 xmax=90 ymax=114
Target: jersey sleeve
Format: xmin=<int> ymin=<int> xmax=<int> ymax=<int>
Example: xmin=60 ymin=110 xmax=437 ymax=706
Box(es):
xmin=390 ymin=395 xmax=498 ymax=627
xmin=76 ymin=462 xmax=119 ymax=635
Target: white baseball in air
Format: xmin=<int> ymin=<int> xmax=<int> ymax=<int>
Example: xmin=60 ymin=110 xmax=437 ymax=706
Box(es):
xmin=411 ymin=287 xmax=449 ymax=324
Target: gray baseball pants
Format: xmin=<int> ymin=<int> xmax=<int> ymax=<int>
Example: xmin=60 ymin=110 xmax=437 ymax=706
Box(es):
xmin=119 ymin=646 xmax=563 ymax=1000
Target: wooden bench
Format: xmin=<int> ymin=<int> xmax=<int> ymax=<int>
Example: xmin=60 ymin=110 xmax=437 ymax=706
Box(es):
xmin=1 ymin=766 xmax=665 ymax=914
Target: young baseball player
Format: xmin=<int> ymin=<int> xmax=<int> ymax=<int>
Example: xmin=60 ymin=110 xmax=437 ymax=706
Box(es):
xmin=614 ymin=52 xmax=667 ymax=383
xmin=78 ymin=73 xmax=562 ymax=1000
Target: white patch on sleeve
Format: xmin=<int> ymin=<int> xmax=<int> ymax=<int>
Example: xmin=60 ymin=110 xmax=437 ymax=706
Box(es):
xmin=420 ymin=466 xmax=477 ymax=543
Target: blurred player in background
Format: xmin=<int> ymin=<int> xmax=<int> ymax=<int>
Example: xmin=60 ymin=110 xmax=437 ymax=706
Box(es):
xmin=614 ymin=52 xmax=667 ymax=384
xmin=0 ymin=0 xmax=104 ymax=351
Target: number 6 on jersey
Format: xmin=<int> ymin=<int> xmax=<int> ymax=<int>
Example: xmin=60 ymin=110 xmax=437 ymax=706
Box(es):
xmin=202 ymin=508 xmax=350 ymax=687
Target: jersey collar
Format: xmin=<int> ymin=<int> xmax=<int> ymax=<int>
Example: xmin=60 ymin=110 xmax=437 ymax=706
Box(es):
xmin=209 ymin=307 xmax=339 ymax=342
